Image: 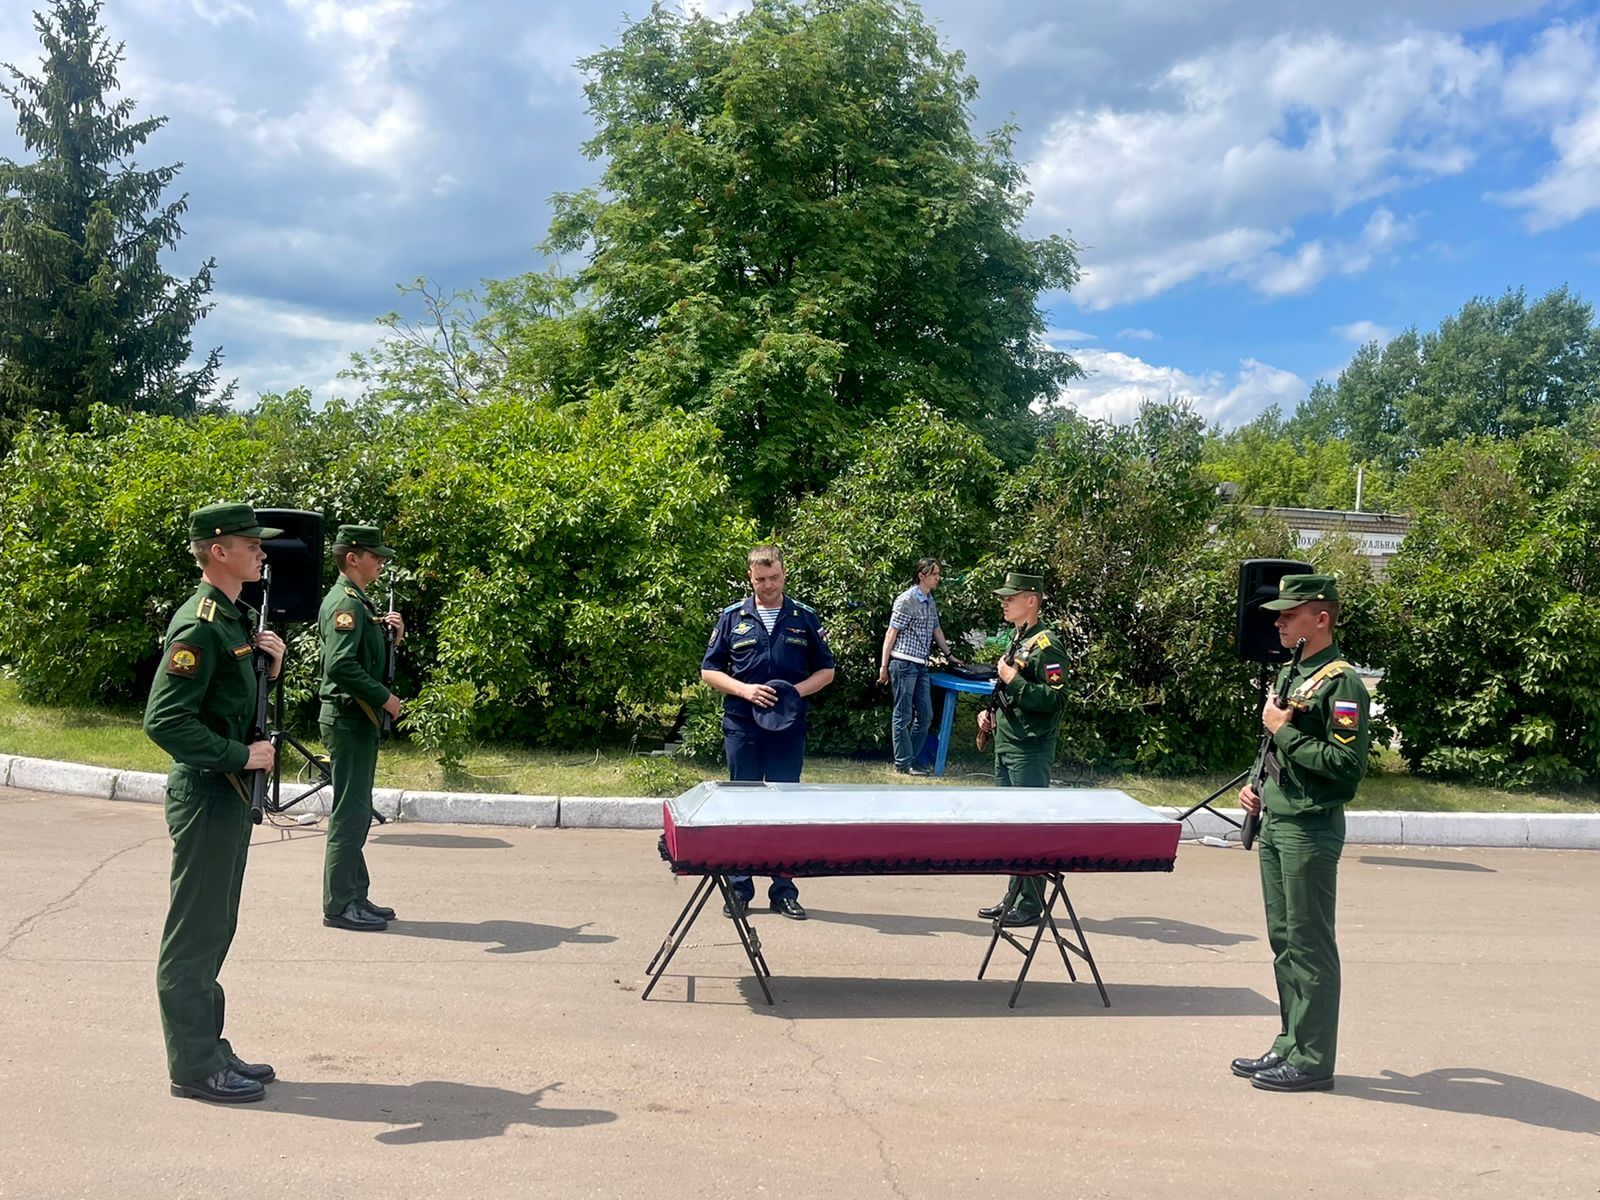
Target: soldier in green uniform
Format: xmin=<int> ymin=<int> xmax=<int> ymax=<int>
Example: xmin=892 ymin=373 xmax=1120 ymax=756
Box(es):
xmin=975 ymin=572 xmax=1068 ymax=928
xmin=1233 ymin=573 xmax=1370 ymax=1093
xmin=317 ymin=525 xmax=405 ymax=932
xmin=144 ymin=502 xmax=286 ymax=1104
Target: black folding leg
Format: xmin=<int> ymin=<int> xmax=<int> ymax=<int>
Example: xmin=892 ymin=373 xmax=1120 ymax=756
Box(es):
xmin=642 ymin=873 xmax=774 ymax=1004
xmin=978 ymin=872 xmax=1110 ymax=1008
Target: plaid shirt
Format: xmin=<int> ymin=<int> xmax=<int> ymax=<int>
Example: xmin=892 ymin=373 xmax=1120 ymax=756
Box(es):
xmin=889 ymin=585 xmax=941 ymax=663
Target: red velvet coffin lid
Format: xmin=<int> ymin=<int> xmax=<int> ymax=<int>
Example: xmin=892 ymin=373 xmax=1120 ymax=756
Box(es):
xmin=660 ymin=782 xmax=1180 ymax=877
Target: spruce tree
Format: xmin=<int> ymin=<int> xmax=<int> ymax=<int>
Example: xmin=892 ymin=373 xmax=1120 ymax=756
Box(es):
xmin=0 ymin=0 xmax=225 ymax=441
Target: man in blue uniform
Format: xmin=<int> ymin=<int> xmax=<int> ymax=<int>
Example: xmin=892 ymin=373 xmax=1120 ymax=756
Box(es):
xmin=700 ymin=545 xmax=836 ymax=919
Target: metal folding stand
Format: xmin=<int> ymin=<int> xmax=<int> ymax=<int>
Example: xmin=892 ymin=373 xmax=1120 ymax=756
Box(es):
xmin=977 ymin=872 xmax=1110 ymax=1009
xmin=258 ymin=673 xmax=352 ymax=821
xmin=642 ymin=873 xmax=772 ymax=1004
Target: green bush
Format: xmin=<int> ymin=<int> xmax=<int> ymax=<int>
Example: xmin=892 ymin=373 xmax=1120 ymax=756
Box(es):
xmin=780 ymin=400 xmax=1001 ymax=755
xmin=1378 ymin=431 xmax=1600 ymax=786
xmin=392 ymin=395 xmax=754 ymax=759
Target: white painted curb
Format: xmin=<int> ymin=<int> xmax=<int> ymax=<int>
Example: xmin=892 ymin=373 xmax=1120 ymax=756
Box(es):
xmin=399 ymin=790 xmax=557 ymax=827
xmin=559 ymin=797 xmax=664 ymax=829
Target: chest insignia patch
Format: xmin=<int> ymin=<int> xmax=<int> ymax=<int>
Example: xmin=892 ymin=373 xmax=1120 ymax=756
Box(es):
xmin=334 ymin=610 xmax=356 ymax=632
xmin=734 ymin=622 xmax=752 ymax=635
xmin=166 ymin=643 xmax=201 ymax=677
xmin=1333 ymin=700 xmax=1360 ymax=728
xmin=732 ymin=638 xmax=757 ymax=650
xmin=231 ymin=643 xmax=253 ymax=658
xmin=785 ymin=636 xmax=807 ymax=646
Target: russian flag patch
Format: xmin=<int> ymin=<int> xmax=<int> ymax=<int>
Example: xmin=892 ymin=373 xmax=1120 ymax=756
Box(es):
xmin=1333 ymin=700 xmax=1359 ymax=729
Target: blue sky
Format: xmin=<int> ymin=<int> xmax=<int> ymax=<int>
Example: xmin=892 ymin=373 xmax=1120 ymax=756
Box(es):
xmin=2 ymin=0 xmax=1597 ymax=428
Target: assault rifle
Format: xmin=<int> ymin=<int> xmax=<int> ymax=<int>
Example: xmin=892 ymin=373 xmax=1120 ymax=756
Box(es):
xmin=379 ymin=578 xmax=398 ymax=736
xmin=1240 ymin=637 xmax=1306 ymax=851
xmin=247 ymin=562 xmax=274 ymax=825
xmin=974 ymin=628 xmax=1021 ymax=752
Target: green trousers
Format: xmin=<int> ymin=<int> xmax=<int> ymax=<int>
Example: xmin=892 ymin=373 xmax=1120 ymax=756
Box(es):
xmin=994 ymin=744 xmax=1050 ymax=916
xmin=320 ymin=714 xmax=378 ymax=916
xmin=156 ymin=766 xmax=251 ymax=1082
xmin=1260 ymin=808 xmax=1345 ymax=1076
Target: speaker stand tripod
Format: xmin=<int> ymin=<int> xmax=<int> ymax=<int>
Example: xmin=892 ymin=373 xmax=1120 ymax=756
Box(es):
xmin=1175 ymin=662 xmax=1272 ymax=833
xmin=257 ymin=674 xmax=388 ymax=827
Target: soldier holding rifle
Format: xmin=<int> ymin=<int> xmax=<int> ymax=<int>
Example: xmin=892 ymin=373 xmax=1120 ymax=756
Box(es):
xmin=1234 ymin=573 xmax=1369 ymax=1093
xmin=974 ymin=571 xmax=1068 ymax=928
xmin=318 ymin=524 xmax=405 ymax=932
xmin=143 ymin=502 xmax=285 ymax=1104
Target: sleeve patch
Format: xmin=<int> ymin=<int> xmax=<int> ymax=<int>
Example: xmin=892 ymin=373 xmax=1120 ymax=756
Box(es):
xmin=334 ymin=610 xmax=356 ymax=632
xmin=1332 ymin=732 xmax=1357 ymax=745
xmin=166 ymin=642 xmax=201 ymax=677
xmin=1045 ymin=662 xmax=1064 ymax=686
xmin=1333 ymin=700 xmax=1360 ymax=728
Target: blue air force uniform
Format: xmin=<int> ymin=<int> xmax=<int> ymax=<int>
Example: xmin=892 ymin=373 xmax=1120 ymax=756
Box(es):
xmin=701 ymin=596 xmax=835 ymax=903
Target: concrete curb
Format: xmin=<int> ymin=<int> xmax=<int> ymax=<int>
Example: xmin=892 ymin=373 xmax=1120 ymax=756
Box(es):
xmin=1154 ymin=805 xmax=1600 ymax=851
xmin=2 ymin=755 xmax=1596 ymax=847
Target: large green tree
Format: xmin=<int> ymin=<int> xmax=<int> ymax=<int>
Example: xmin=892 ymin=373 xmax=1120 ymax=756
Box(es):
xmin=543 ymin=0 xmax=1081 ymax=504
xmin=0 ymin=0 xmax=224 ymax=442
xmin=1287 ymin=288 xmax=1600 ymax=469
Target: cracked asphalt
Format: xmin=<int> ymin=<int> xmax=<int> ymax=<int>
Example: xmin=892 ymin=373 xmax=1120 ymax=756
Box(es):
xmin=2 ymin=785 xmax=1597 ymax=1199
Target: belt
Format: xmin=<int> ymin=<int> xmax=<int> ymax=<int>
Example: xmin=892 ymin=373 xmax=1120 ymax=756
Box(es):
xmin=890 ymin=652 xmax=928 ymax=665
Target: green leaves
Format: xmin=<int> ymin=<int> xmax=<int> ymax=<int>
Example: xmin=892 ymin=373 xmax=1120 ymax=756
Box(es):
xmin=543 ymin=0 xmax=1080 ymax=504
xmin=0 ymin=1 xmax=223 ymax=446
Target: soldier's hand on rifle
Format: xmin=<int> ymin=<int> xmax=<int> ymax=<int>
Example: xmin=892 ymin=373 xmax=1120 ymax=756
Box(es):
xmin=382 ymin=694 xmax=403 ymax=721
xmin=245 ymin=739 xmax=277 ymax=771
xmin=253 ymin=630 xmax=287 ymax=678
xmin=1238 ymin=783 xmax=1262 ymax=815
xmin=382 ymin=611 xmax=406 ymax=644
xmin=977 ymin=709 xmax=996 ymax=735
xmin=996 ymin=656 xmax=1019 ymax=685
xmin=1260 ymin=697 xmax=1292 ymax=734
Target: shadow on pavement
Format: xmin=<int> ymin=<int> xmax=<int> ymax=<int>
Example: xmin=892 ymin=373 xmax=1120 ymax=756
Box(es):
xmin=1076 ymin=915 xmax=1257 ymax=947
xmin=1338 ymin=1068 xmax=1600 ymax=1134
xmin=735 ymin=976 xmax=1278 ymax=1019
xmin=800 ymin=909 xmax=990 ymax=938
xmin=1356 ymin=855 xmax=1496 ymax=873
xmin=370 ymin=833 xmax=514 ymax=850
xmin=386 ymin=919 xmax=616 ymax=954
xmin=265 ymin=1078 xmax=617 ymax=1143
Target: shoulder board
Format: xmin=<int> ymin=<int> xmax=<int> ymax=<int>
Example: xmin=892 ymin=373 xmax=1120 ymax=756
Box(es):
xmin=789 ymin=598 xmax=816 ymax=614
xmin=1310 ymin=660 xmax=1353 ymax=683
xmin=721 ymin=601 xmax=743 ymax=614
xmin=1025 ymin=630 xmax=1056 ymax=652
xmin=196 ymin=597 xmax=217 ymax=623
xmin=344 ymin=586 xmax=360 ymax=599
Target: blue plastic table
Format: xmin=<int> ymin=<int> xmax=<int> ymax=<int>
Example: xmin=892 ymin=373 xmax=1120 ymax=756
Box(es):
xmin=925 ymin=671 xmax=996 ymax=776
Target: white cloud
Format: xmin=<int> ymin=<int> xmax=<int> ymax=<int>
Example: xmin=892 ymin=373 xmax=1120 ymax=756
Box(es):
xmin=1117 ymin=327 xmax=1156 ymax=341
xmin=1047 ymin=327 xmax=1098 ymax=342
xmin=1332 ymin=320 xmax=1392 ymax=345
xmin=1495 ymin=21 xmax=1600 ymax=230
xmin=1049 ymin=345 xmax=1306 ymax=427
xmin=202 ymin=292 xmax=381 ymax=404
xmin=1028 ymin=32 xmax=1498 ymax=307
xmin=1241 ymin=206 xmax=1415 ymax=296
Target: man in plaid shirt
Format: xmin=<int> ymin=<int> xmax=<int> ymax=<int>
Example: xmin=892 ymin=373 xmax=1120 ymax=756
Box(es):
xmin=878 ymin=557 xmax=950 ymax=774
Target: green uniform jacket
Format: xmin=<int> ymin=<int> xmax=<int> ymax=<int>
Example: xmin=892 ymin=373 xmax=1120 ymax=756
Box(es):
xmin=142 ymin=582 xmax=260 ymax=772
xmin=318 ymin=578 xmax=391 ymax=723
xmin=994 ymin=621 xmax=1068 ymax=752
xmin=1263 ymin=642 xmax=1371 ymax=818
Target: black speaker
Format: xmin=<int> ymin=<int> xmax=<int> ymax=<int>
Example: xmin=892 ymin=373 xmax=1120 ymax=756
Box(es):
xmin=239 ymin=509 xmax=325 ymax=625
xmin=1236 ymin=558 xmax=1314 ymax=663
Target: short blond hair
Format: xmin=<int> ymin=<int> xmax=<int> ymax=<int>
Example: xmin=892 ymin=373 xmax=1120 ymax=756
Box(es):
xmin=189 ymin=537 xmax=223 ymax=568
xmin=747 ymin=544 xmax=784 ymax=568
